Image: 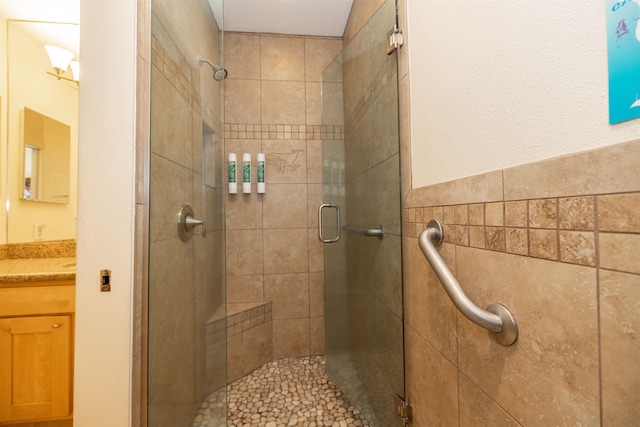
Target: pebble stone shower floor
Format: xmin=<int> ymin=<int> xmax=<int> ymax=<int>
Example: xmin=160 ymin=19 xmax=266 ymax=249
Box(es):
xmin=192 ymin=355 xmax=371 ymax=427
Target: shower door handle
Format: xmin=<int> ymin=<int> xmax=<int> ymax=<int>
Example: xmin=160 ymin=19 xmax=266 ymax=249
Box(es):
xmin=178 ymin=205 xmax=207 ymax=241
xmin=318 ymin=203 xmax=340 ymax=243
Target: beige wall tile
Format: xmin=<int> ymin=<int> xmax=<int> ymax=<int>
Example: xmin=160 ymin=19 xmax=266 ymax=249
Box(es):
xmin=150 ymin=154 xmax=194 ymax=242
xmin=443 ymin=206 xmax=455 ymax=224
xmin=454 ymin=204 xmax=469 ymax=225
xmin=505 ymin=228 xmax=528 ymax=256
xmin=307 ymin=184 xmax=323 ymax=228
xmin=306 ymin=140 xmax=323 ymax=184
xmin=272 ymin=318 xmax=310 ymax=358
xmin=421 ymin=207 xmax=433 ymax=224
xmin=406 ymin=170 xmax=504 ymax=207
xmin=403 ymin=238 xmax=457 ymax=362
xmin=263 ymin=228 xmax=309 ymax=274
xmin=599 ymin=233 xmax=640 ymax=274
xmin=262 ymin=184 xmax=308 ymax=228
xmin=226 ymin=332 xmax=243 ymax=383
xmin=226 ymin=229 xmax=264 ymax=276
xmin=485 ymin=202 xmax=504 ymax=226
xmin=405 ymin=327 xmax=458 ymax=427
xmin=149 ymin=239 xmax=194 ymax=327
xmin=309 ymin=272 xmax=325 ymax=318
xmin=305 ymin=82 xmax=321 ymax=125
xmin=262 ymin=139 xmax=308 ymax=184
xmin=598 ymin=193 xmax=640 ymax=232
xmin=304 ymin=37 xmax=343 ymax=82
xmin=505 ymin=201 xmax=527 ymax=228
xmin=226 ymin=192 xmax=263 ymax=230
xmin=260 ymin=35 xmax=305 ymax=81
xmin=261 ymin=80 xmax=306 ymax=125
xmin=224 ymin=32 xmax=260 ymax=80
xmin=469 ymin=203 xmax=484 ymax=225
xmin=559 ymin=196 xmax=594 ymax=230
xmin=529 ymin=199 xmax=557 ymax=229
xmin=321 ymin=82 xmax=345 ymax=125
xmin=504 ymin=139 xmax=640 ymax=199
xmin=459 ymin=375 xmax=521 ymax=427
xmin=456 ymin=247 xmax=599 ymax=426
xmin=559 ymin=231 xmax=596 ymax=266
xmin=227 ymin=275 xmax=264 ymax=303
xmin=485 ymin=227 xmax=505 ymax=252
xmin=529 ymin=228 xmax=558 ymax=260
xmin=469 ymin=226 xmax=486 ymax=249
xmin=264 ymin=273 xmax=309 ymax=319
xmin=343 ymin=0 xmax=388 ymax=46
xmin=432 ymin=206 xmax=444 ymax=223
xmin=600 ymin=269 xmax=640 ymax=426
xmin=151 ymin=67 xmax=193 ymax=168
xmin=404 ymin=208 xmax=415 ymax=224
xmin=242 ymin=321 xmax=273 ymax=375
xmin=224 ymin=79 xmax=261 ymax=124
xmin=308 ymin=228 xmax=324 ymax=273
xmin=309 ymin=317 xmax=326 ymax=355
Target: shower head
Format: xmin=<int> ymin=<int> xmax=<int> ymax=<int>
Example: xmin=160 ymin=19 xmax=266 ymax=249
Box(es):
xmin=197 ymin=55 xmax=228 ymax=81
xmin=213 ymin=67 xmax=228 ymax=80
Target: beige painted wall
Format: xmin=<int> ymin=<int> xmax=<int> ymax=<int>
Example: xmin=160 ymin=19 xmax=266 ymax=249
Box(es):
xmin=407 ymin=0 xmax=640 ymax=187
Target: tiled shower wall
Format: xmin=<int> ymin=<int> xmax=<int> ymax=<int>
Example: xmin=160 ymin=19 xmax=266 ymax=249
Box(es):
xmin=402 ymin=139 xmax=640 ymax=426
xmin=146 ymin=3 xmax=226 ymax=426
xmin=223 ymin=32 xmax=342 ymax=361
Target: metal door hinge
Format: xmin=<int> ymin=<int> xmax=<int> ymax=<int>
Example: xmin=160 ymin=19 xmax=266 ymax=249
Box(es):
xmin=386 ymin=25 xmax=404 ymax=55
xmin=395 ymin=394 xmax=412 ymax=426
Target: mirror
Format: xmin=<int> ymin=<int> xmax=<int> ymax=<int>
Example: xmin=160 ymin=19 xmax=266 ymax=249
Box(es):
xmin=0 ymin=3 xmax=79 ymax=244
xmin=23 ymin=107 xmax=71 ymax=203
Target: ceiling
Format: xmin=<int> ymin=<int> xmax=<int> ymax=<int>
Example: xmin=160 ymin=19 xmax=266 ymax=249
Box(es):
xmin=220 ymin=0 xmax=354 ymax=37
xmin=0 ymin=0 xmax=352 ymax=53
xmin=0 ymin=0 xmax=80 ymax=56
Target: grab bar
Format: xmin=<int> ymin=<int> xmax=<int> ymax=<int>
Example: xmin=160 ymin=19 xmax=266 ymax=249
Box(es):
xmin=342 ymin=224 xmax=384 ymax=238
xmin=418 ymin=219 xmax=518 ymax=346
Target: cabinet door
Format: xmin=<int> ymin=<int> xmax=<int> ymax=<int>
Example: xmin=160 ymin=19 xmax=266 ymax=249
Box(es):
xmin=0 ymin=315 xmax=71 ymax=422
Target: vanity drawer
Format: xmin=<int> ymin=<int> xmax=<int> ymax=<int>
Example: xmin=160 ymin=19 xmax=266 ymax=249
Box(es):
xmin=0 ymin=285 xmax=75 ymax=317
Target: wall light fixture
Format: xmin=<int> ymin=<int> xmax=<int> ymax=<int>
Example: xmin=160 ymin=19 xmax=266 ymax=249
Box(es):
xmin=44 ymin=45 xmax=79 ymax=84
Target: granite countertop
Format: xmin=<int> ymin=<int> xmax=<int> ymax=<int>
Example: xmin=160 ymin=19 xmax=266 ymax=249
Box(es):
xmin=0 ymin=257 xmax=76 ymax=283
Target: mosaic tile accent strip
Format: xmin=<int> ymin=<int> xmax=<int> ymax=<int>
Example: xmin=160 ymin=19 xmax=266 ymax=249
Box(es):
xmin=192 ymin=356 xmax=370 ymax=427
xmin=404 ymin=192 xmax=640 ymax=273
xmin=224 ymin=124 xmax=344 ymax=141
xmin=151 ymin=35 xmax=193 ymax=107
xmin=227 ymin=302 xmax=272 ymax=337
xmin=344 ymin=53 xmax=396 ymax=135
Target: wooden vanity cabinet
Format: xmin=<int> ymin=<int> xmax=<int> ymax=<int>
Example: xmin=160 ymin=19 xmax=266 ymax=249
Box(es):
xmin=0 ymin=281 xmax=74 ymax=425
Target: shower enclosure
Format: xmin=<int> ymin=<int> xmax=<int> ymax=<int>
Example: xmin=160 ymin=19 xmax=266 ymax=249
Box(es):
xmin=321 ymin=1 xmax=405 ymax=426
xmin=147 ymin=1 xmax=226 ymax=426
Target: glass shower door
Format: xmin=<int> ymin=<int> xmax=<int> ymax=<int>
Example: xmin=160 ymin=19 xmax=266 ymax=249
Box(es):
xmin=321 ymin=1 xmax=404 ymax=426
xmin=148 ymin=1 xmax=226 ymax=426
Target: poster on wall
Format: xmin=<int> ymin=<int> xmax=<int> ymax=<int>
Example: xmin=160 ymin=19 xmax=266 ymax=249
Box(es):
xmin=606 ymin=0 xmax=640 ymax=124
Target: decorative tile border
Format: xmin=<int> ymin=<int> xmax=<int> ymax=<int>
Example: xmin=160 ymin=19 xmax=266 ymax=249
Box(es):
xmin=224 ymin=123 xmax=344 ymax=141
xmin=344 ymin=52 xmax=396 ymax=135
xmin=226 ymin=302 xmax=272 ymax=337
xmin=404 ymin=192 xmax=640 ymax=272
